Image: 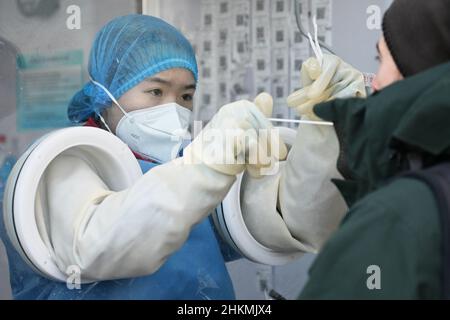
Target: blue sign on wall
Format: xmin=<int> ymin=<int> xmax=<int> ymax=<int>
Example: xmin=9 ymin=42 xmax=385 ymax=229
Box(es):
xmin=17 ymin=50 xmax=83 ymax=131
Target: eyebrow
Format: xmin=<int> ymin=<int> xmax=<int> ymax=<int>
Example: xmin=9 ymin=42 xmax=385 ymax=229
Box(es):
xmin=146 ymin=77 xmax=197 ymax=90
xmin=376 ymin=42 xmax=381 ymax=54
xmin=145 ymin=77 xmax=171 ymax=85
xmin=184 ymin=84 xmax=197 ymax=90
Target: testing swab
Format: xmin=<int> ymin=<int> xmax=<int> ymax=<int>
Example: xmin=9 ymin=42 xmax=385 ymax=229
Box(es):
xmin=269 ymin=118 xmax=334 ymax=126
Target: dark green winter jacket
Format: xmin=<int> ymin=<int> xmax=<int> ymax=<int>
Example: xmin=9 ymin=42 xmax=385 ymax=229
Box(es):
xmin=299 ymin=61 xmax=450 ymax=299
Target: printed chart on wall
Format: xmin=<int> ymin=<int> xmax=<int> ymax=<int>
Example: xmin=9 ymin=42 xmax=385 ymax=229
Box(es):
xmin=16 ymin=49 xmax=83 ymax=131
xmin=163 ymin=0 xmax=333 ymax=125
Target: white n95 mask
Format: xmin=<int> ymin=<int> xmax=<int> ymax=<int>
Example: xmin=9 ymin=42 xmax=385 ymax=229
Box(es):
xmin=91 ymin=79 xmax=192 ymax=163
xmin=116 ymin=103 xmax=192 ymax=163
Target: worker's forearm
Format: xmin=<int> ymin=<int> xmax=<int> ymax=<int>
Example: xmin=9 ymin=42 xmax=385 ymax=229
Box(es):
xmin=240 ymin=165 xmax=312 ymax=252
xmin=240 ymin=119 xmax=348 ymax=253
xmin=44 ymin=155 xmax=235 ymax=281
xmin=278 ymin=118 xmax=348 ymax=251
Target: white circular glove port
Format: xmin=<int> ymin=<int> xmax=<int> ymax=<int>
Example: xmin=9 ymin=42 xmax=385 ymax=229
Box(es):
xmin=216 ymin=127 xmax=305 ymax=265
xmin=3 ymin=127 xmax=142 ymax=282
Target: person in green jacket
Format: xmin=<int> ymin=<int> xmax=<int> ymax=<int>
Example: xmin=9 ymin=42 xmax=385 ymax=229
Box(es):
xmin=296 ymin=0 xmax=450 ymax=299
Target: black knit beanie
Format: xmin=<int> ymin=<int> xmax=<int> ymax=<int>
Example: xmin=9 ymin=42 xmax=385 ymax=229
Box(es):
xmin=382 ymin=0 xmax=450 ymax=77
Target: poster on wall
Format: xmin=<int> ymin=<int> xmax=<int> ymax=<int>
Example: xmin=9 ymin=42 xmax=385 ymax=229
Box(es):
xmin=189 ymin=0 xmax=332 ymax=123
xmin=155 ymin=0 xmax=333 ymax=123
xmin=16 ymin=49 xmax=83 ymax=131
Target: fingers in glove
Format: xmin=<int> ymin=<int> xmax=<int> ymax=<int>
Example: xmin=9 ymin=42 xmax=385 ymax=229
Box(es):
xmin=245 ymin=126 xmax=287 ymax=178
xmin=287 ymin=86 xmax=311 ymax=109
xmin=302 ymin=57 xmax=321 ymax=82
xmin=254 ymin=92 xmax=274 ymax=118
xmin=309 ymin=54 xmax=340 ymax=98
xmin=296 ymin=89 xmax=332 ymax=120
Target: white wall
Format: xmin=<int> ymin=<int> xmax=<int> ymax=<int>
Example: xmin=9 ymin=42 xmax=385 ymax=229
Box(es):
xmin=332 ymin=0 xmax=391 ymax=73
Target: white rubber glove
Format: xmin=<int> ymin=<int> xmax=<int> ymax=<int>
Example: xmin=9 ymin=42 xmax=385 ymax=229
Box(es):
xmin=278 ymin=121 xmax=348 ymax=251
xmin=184 ymin=98 xmax=287 ymax=178
xmin=238 ymin=53 xmax=365 ymax=253
xmin=240 ymin=93 xmax=348 ymax=253
xmin=287 ymin=54 xmax=366 ymax=120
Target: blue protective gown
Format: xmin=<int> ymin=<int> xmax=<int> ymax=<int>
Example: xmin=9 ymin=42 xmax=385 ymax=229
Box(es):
xmin=0 ymin=159 xmax=236 ymax=300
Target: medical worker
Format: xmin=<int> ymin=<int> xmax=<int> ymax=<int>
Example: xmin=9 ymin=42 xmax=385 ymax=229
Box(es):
xmin=1 ymin=14 xmax=246 ymax=300
xmin=0 ymin=14 xmax=365 ymax=300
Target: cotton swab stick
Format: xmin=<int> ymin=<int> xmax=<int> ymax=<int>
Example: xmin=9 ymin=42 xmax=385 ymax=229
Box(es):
xmin=268 ymin=118 xmax=334 ymax=126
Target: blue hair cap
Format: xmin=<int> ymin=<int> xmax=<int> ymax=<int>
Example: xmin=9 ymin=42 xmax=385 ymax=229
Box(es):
xmin=68 ymin=14 xmax=198 ymax=123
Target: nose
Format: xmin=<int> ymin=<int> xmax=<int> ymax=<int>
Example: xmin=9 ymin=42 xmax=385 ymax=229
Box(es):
xmin=163 ymin=93 xmax=186 ymax=107
xmin=163 ymin=94 xmax=177 ymax=103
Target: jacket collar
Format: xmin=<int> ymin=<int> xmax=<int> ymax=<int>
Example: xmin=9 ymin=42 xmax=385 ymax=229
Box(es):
xmin=314 ymin=61 xmax=450 ymax=198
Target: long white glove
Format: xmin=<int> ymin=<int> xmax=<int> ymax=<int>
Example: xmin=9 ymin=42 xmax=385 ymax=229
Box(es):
xmin=241 ymin=131 xmax=347 ymax=252
xmin=36 ymin=100 xmax=285 ymax=282
xmin=38 ymin=153 xmax=236 ymax=281
xmin=241 ymin=55 xmax=366 ymax=253
xmin=240 ymin=105 xmax=347 ymax=253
